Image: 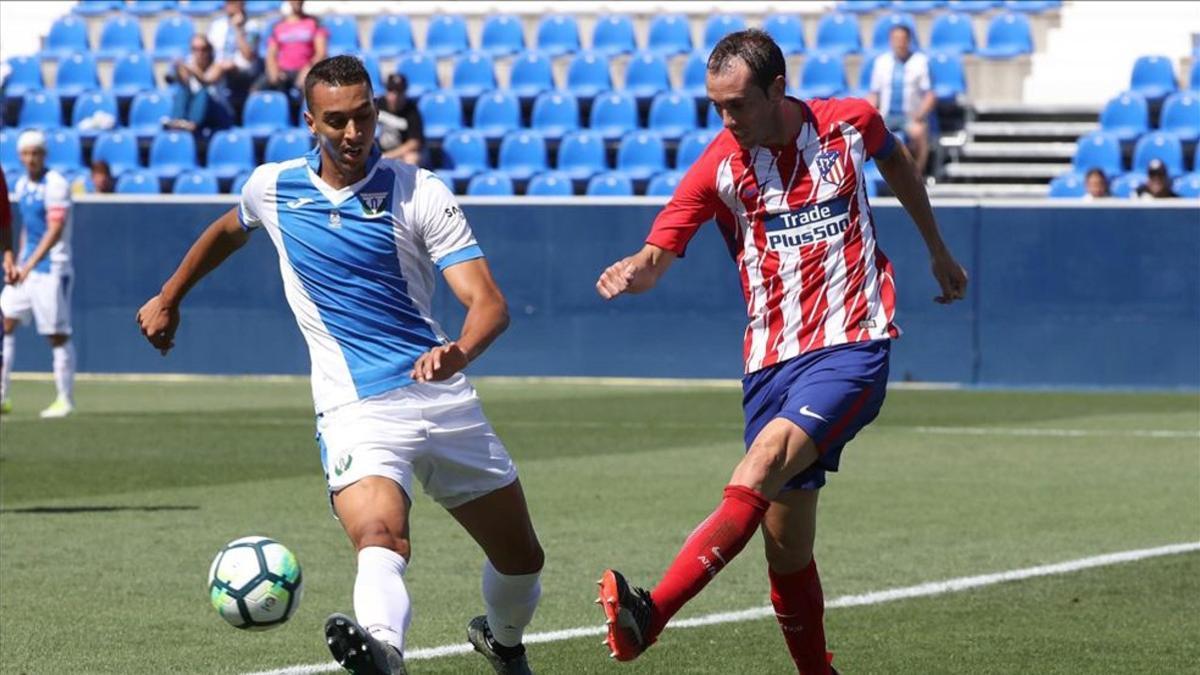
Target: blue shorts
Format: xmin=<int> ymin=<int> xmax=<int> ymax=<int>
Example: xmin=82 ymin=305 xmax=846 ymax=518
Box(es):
xmin=742 ymin=339 xmax=890 ymax=491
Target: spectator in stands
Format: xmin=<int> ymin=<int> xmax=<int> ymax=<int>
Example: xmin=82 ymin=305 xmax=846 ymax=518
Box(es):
xmin=867 ymin=25 xmax=935 ymax=177
xmin=1083 ymin=168 xmax=1110 ymax=199
xmin=1135 ymin=159 xmax=1179 ymax=199
xmin=256 ymin=0 xmax=327 ymax=100
xmin=207 ymin=0 xmax=263 ymax=118
xmin=164 ymin=36 xmax=236 ymax=135
xmin=378 ymin=74 xmax=425 ymax=166
xmin=72 ymin=160 xmax=115 ymax=195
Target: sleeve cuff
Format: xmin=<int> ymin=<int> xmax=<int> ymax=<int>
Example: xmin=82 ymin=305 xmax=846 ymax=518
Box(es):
xmin=435 ymin=244 xmax=484 ymax=271
xmin=872 ymin=132 xmax=898 ymax=161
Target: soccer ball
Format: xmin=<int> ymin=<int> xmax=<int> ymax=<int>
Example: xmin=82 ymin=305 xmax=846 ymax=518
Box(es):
xmin=207 ymin=536 xmax=304 ymax=630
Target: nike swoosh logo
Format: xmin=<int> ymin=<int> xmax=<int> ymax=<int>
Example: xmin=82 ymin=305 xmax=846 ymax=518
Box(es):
xmin=798 ymin=405 xmax=827 ymax=423
xmin=287 ymin=197 xmax=314 ymax=209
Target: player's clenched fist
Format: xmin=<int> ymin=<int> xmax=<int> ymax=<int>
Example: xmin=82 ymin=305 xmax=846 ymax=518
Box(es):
xmin=136 ymin=294 xmax=180 ymax=356
xmin=596 ymin=258 xmax=636 ymax=299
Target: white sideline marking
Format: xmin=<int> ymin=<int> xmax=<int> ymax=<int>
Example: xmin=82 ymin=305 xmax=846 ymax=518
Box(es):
xmin=243 ymin=541 xmax=1200 ymax=675
xmin=908 ymin=425 xmax=1200 ymax=440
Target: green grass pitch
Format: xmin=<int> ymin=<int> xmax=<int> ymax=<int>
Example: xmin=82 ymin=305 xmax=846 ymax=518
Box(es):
xmin=0 ymin=377 xmax=1197 ymax=674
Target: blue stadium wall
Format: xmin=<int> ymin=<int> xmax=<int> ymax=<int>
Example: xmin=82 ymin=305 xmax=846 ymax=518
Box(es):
xmin=7 ymin=198 xmax=1198 ymax=389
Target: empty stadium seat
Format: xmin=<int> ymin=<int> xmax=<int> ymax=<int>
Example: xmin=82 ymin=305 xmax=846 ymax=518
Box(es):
xmin=837 ymin=0 xmax=889 ymax=11
xmin=1109 ymin=173 xmax=1140 ymax=198
xmin=556 ymin=130 xmax=607 ymax=181
xmin=591 ymin=15 xmax=636 ymax=57
xmin=871 ymin=13 xmax=919 ymax=51
xmin=71 ymin=91 xmax=118 ymax=139
xmin=3 ymin=56 xmax=43 ymax=100
xmin=814 ymin=13 xmax=861 ymax=56
xmin=530 ymin=92 xmax=579 ymax=142
xmin=978 ymin=12 xmax=1032 ymax=59
xmin=497 ymin=130 xmax=547 ymax=181
xmin=1099 ymin=92 xmax=1149 ymax=142
xmin=264 ymin=129 xmax=312 ymax=163
xmin=509 ymin=51 xmax=555 ymax=101
xmin=472 ymin=90 xmax=521 ymax=141
xmin=899 ymin=0 xmax=947 ymax=11
xmin=418 ymin=91 xmax=463 ymax=141
xmin=1073 ymin=131 xmax=1122 ymax=177
xmin=1132 ymin=131 xmax=1184 ymax=176
xmin=45 ymin=128 xmax=83 ymax=174
xmin=704 ymin=15 xmax=747 ymax=52
xmin=369 ymin=15 xmax=414 ymax=58
xmin=152 ymin=15 xmax=195 ymax=61
xmin=526 ymin=171 xmax=574 ymax=196
xmin=128 ymin=90 xmax=173 ymax=139
xmin=536 ymin=14 xmax=581 ymax=56
xmin=241 ymin=91 xmax=290 ymax=139
xmin=450 ymin=51 xmax=497 ymax=101
xmin=481 ymin=15 xmax=524 ymax=57
xmin=1189 ymin=61 xmax=1200 ymax=92
xmin=707 ymin=102 xmax=723 ymax=129
xmin=929 ymin=52 xmax=967 ymax=101
xmin=111 ymin=52 xmax=158 ymax=99
xmin=467 ymin=171 xmax=514 ymax=196
xmin=624 ymin=52 xmax=671 ymax=101
xmin=590 ymin=91 xmax=638 ymax=141
xmin=440 ymin=129 xmax=489 ymax=183
xmin=947 ymin=0 xmax=1002 ymax=12
xmin=796 ymin=53 xmax=847 ymax=99
xmin=96 ymin=14 xmax=144 ymax=60
xmin=126 ymin=1 xmax=176 ymax=16
xmin=93 ymin=130 xmax=140 ymax=175
xmin=676 ymin=129 xmax=715 ymax=169
xmin=646 ymin=170 xmax=683 ymax=196
xmin=616 ymin=131 xmax=666 ymax=181
xmin=647 ymin=15 xmax=693 ymax=56
xmin=149 ymin=130 xmax=198 ymax=180
xmin=680 ymin=52 xmax=709 ymax=99
xmin=1047 ymin=172 xmax=1085 ymax=198
xmin=243 ymin=1 xmax=277 ymax=17
xmin=116 ymin=169 xmax=161 ymax=194
xmin=0 ymin=130 xmax=17 ymax=177
xmin=425 ymin=15 xmax=470 ymax=58
xmin=206 ymin=129 xmax=254 ymax=180
xmin=648 ymin=92 xmax=697 ymax=141
xmin=853 ymin=49 xmax=882 ymax=97
xmin=181 ymin=0 xmax=223 ymax=16
xmin=1174 ymin=173 xmax=1200 ymax=198
xmin=72 ymin=0 xmax=122 ymax=16
xmin=586 ymin=172 xmax=634 ymax=196
xmin=929 ymin=12 xmax=975 ymax=54
xmin=397 ymin=53 xmax=439 ymax=100
xmin=1129 ymin=55 xmax=1178 ymax=101
xmin=17 ymin=92 xmax=62 ymax=130
xmin=355 ymin=53 xmax=385 ymax=94
xmin=173 ymin=169 xmax=220 ymax=194
xmin=41 ymin=16 xmax=89 ymax=61
xmin=565 ymin=51 xmax=612 ymax=101
xmin=762 ymin=15 xmax=806 ymax=55
xmin=323 ymin=15 xmax=360 ymax=57
xmin=54 ymin=53 xmax=99 ymax=99
xmin=1003 ymin=0 xmax=1061 ymax=12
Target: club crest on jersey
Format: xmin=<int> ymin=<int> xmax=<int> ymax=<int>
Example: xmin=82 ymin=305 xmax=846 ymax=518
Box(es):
xmin=359 ymin=191 xmax=389 ymax=217
xmin=328 ymin=210 xmax=342 ymax=229
xmin=816 ymin=150 xmax=843 ymax=185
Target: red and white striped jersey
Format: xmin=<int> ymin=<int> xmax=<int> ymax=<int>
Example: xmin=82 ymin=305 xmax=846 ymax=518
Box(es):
xmin=647 ymin=97 xmax=901 ymax=374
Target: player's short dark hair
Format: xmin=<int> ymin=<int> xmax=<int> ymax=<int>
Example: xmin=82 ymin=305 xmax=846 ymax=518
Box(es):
xmin=304 ymin=55 xmax=373 ymax=107
xmin=707 ymin=29 xmax=786 ymax=95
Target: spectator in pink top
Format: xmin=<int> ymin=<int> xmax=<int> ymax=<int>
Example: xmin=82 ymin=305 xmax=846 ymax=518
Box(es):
xmin=255 ymin=0 xmax=327 ymax=98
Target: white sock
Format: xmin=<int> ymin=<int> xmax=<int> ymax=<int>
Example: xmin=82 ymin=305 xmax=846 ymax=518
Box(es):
xmin=482 ymin=560 xmax=541 ymax=648
xmin=1 ymin=334 xmax=14 ymax=401
xmin=52 ymin=341 xmax=75 ymax=404
xmin=353 ymin=546 xmax=412 ymax=653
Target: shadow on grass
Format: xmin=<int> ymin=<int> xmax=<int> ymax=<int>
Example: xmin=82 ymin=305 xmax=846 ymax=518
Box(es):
xmin=0 ymin=505 xmax=200 ymax=515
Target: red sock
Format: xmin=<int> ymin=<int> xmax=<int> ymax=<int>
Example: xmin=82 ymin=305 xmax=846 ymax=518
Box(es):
xmin=769 ymin=559 xmax=831 ymax=675
xmin=648 ymin=485 xmax=769 ymax=638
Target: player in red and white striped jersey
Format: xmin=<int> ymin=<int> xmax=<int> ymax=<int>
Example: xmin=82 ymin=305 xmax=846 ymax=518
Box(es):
xmin=594 ymin=30 xmax=968 ymax=674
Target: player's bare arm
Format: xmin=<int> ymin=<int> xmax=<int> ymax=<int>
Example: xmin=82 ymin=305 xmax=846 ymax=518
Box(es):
xmin=411 ymin=257 xmax=509 ymax=383
xmin=15 ymin=210 xmax=66 ymax=284
xmin=877 ymin=142 xmax=969 ymax=304
xmin=596 ymin=244 xmax=677 ymax=299
xmin=136 ymin=207 xmax=250 ymax=355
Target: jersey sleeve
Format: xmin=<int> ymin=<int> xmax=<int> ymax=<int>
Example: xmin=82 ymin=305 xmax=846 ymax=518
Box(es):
xmin=843 ymin=97 xmax=896 ymax=161
xmin=646 ymin=153 xmax=720 ymax=257
xmin=411 ymin=170 xmax=483 ymax=270
xmin=238 ymin=165 xmax=271 ymax=230
xmin=44 ymin=172 xmax=70 ymax=221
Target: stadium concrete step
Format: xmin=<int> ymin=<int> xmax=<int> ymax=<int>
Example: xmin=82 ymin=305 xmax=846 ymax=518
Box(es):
xmin=942 ymin=162 xmax=1070 ymax=180
xmin=959 ymin=141 xmax=1078 ymax=160
xmin=926 ymin=183 xmax=1049 ymax=199
xmin=966 ymin=121 xmax=1098 ymax=140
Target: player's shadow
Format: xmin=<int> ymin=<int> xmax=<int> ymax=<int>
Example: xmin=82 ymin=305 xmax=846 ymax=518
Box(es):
xmin=0 ymin=505 xmax=200 ymax=515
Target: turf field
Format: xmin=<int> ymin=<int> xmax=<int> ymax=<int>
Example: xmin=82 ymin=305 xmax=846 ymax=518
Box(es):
xmin=0 ymin=377 xmax=1197 ymax=674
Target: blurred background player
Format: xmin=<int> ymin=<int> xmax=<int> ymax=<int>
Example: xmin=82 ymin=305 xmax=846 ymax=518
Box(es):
xmin=0 ymin=131 xmax=76 ymax=418
xmin=136 ymin=56 xmax=543 ymax=675
xmin=594 ymin=30 xmax=967 ymax=674
xmin=867 ymin=24 xmax=935 ymax=179
xmin=206 ymin=0 xmax=263 ymax=120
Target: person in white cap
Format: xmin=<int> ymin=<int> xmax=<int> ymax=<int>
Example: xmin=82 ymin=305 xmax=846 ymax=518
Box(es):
xmin=0 ymin=130 xmax=76 ymax=418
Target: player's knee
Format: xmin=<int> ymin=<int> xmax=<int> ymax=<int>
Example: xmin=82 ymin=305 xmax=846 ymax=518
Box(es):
xmin=763 ymin=531 xmax=813 ymax=572
xmin=352 ymin=522 xmax=411 ymax=560
xmin=735 ymin=440 xmax=788 ymax=485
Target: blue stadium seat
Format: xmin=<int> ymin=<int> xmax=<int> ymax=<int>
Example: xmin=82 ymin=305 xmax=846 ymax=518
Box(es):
xmin=152 ymin=15 xmax=195 ymax=61
xmin=1003 ymin=0 xmax=1060 ymax=12
xmin=676 ymin=129 xmax=715 ymax=169
xmin=978 ymin=12 xmax=1032 ymax=59
xmin=354 ymin=53 xmax=385 ymax=95
xmin=929 ymin=12 xmax=975 ymax=54
xmin=126 ymin=1 xmax=177 ymax=16
xmin=646 ymin=170 xmax=684 ymax=196
xmin=536 ymin=14 xmax=581 ymax=57
xmin=173 ymin=169 xmax=220 ymax=194
xmin=149 ymin=130 xmax=198 ymax=180
xmin=418 ymin=91 xmax=463 ymax=141
xmin=54 ymin=53 xmax=99 ymax=99
xmin=565 ymin=51 xmax=612 ymax=101
xmin=241 ymin=91 xmax=290 ymax=139
xmin=472 ymin=90 xmax=520 ymax=141
xmin=647 ymin=15 xmax=693 ymax=56
xmin=1128 ymin=55 xmax=1178 ymax=101
xmin=322 ymin=15 xmax=360 ymax=57
xmin=897 ymin=0 xmax=947 ymax=11
xmin=1098 ymin=92 xmax=1149 ymax=143
xmin=1189 ymin=61 xmax=1200 ymax=92
xmin=624 ymin=52 xmax=671 ymax=101
xmin=616 ymin=131 xmax=666 ymax=181
xmin=589 ymin=91 xmax=638 ymax=141
xmin=205 ymin=129 xmax=254 ymax=180
xmin=73 ymin=0 xmax=122 ymax=15
xmin=863 ymin=157 xmax=884 ymax=196
xmin=704 ymin=15 xmax=747 ymax=52
xmin=707 ymin=102 xmax=723 ymax=129
xmin=1173 ymin=173 xmax=1200 ymax=198
xmin=96 ymin=14 xmax=144 ymax=60
xmin=17 ymin=92 xmax=62 ymax=130
xmin=243 ymin=1 xmax=277 ymax=16
xmin=0 ymin=129 xmax=17 ymax=177
xmin=264 ymin=129 xmax=312 ymax=163
xmin=128 ymin=90 xmax=173 ymax=139
xmin=1047 ymin=172 xmax=1085 ymax=199
xmin=947 ymin=0 xmax=1002 ymax=12
xmin=648 ymin=92 xmax=697 ymax=141
xmin=45 ymin=128 xmax=83 ymax=174
xmin=814 ymin=13 xmax=861 ymax=56
xmin=116 ymin=169 xmax=161 ymax=193
xmin=481 ymin=15 xmax=524 ymax=57
xmin=871 ymin=13 xmax=919 ymax=51
xmin=509 ymin=51 xmax=555 ymax=101
xmin=591 ymin=15 xmax=636 ymax=57
xmin=680 ymin=52 xmax=708 ymax=99
xmin=1109 ymin=173 xmax=1142 ymax=198
xmin=440 ymin=129 xmax=489 ymax=184
xmin=450 ymin=51 xmax=497 ymax=101
xmin=71 ymin=90 xmax=118 ymax=139
xmin=586 ymin=171 xmax=634 ymax=196
xmin=852 ymin=49 xmax=882 ymax=97
xmin=180 ymin=0 xmax=223 ymax=16
xmin=425 ymin=15 xmax=470 ymax=58
xmin=467 ymin=171 xmax=514 ymax=196
xmin=556 ymin=130 xmax=607 ymax=181
xmin=396 ymin=53 xmax=439 ymax=100
xmin=4 ymin=56 xmax=43 ymax=100
xmin=1132 ymin=131 xmax=1184 ymax=176
xmin=1073 ymin=131 xmax=1122 ymax=177
xmin=41 ymin=16 xmax=89 ymax=61
xmin=369 ymin=15 xmax=414 ymax=58
xmin=796 ymin=53 xmax=847 ymax=99
xmin=111 ymin=52 xmax=158 ymax=99
xmin=837 ymin=0 xmax=889 ymax=11
xmin=530 ymin=92 xmax=579 ymax=142
xmin=763 ymin=15 xmax=806 ymax=55
xmin=93 ymin=130 xmax=140 ymax=175
xmin=929 ymin=52 xmax=967 ymax=101
xmin=497 ymin=130 xmax=547 ymax=181
xmin=526 ymin=171 xmax=574 ymax=196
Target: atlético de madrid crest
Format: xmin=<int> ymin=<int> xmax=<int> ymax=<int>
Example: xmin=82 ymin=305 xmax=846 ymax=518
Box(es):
xmin=816 ymin=150 xmax=843 ymax=185
xmin=359 ymin=191 xmax=389 ymax=217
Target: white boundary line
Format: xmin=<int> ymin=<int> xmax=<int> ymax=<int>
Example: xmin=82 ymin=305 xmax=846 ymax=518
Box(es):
xmin=244 ymin=541 xmax=1200 ymax=675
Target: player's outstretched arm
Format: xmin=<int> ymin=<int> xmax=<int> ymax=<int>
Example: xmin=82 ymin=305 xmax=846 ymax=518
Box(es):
xmin=876 ymin=142 xmax=969 ymax=304
xmin=411 ymin=258 xmax=509 ymax=382
xmin=596 ymin=244 xmax=677 ymax=299
xmin=136 ymin=207 xmax=250 ymax=355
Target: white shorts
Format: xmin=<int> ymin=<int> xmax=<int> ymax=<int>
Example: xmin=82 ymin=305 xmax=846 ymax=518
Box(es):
xmin=316 ymin=373 xmax=518 ymax=510
xmin=0 ymin=270 xmax=73 ymax=335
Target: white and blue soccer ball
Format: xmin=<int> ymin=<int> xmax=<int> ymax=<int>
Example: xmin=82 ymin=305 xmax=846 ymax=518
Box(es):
xmin=207 ymin=536 xmax=304 ymax=630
